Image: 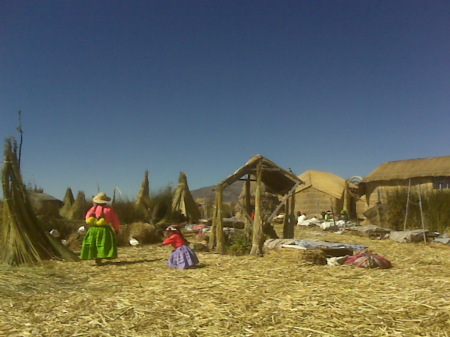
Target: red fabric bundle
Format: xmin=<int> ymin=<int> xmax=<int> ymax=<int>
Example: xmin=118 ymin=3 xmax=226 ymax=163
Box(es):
xmin=345 ymin=250 xmax=392 ymax=269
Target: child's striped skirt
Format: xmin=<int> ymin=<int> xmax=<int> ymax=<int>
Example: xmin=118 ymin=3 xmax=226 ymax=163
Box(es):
xmin=168 ymin=245 xmax=199 ymax=269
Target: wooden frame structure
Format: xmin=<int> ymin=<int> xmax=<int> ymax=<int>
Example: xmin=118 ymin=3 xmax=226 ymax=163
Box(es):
xmin=208 ymin=154 xmax=303 ymax=255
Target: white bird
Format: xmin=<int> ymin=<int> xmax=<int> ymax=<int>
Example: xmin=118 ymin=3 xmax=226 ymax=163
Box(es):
xmin=129 ymin=238 xmax=140 ymax=247
xmin=77 ymin=226 xmax=86 ymax=234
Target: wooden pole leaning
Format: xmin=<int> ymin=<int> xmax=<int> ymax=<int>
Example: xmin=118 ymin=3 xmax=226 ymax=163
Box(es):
xmin=250 ymin=159 xmax=264 ymax=256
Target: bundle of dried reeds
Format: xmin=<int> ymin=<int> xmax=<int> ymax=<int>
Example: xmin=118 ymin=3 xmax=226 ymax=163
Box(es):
xmin=298 ymin=249 xmax=328 ymax=265
xmin=67 ymin=191 xmax=87 ymax=220
xmin=1 ymin=138 xmax=80 ymax=266
xmin=135 ymin=170 xmax=152 ymax=219
xmin=172 ymin=171 xmax=201 ymax=222
xmin=59 ymin=187 xmax=74 ymax=218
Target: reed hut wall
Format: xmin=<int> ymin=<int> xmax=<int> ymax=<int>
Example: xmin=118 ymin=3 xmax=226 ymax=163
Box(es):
xmin=363 ymin=178 xmax=436 ymax=208
xmin=360 ymin=155 xmax=450 ymax=207
xmin=355 ymin=195 xmax=368 ymax=220
xmin=295 ymin=186 xmax=343 ymax=218
xmin=357 ymin=178 xmax=437 ymax=225
xmin=294 ymin=170 xmax=347 ymax=218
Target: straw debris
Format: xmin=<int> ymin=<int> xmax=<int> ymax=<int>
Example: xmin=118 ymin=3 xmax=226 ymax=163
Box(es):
xmin=298 ymin=249 xmax=328 ymax=265
xmin=0 ymin=225 xmax=448 ymax=336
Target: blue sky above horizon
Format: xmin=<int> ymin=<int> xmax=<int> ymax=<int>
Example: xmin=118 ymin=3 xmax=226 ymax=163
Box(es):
xmin=1 ymin=0 xmax=449 ymax=200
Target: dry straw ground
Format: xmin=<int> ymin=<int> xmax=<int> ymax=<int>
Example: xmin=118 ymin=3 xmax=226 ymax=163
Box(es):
xmin=0 ymin=226 xmax=449 ymax=337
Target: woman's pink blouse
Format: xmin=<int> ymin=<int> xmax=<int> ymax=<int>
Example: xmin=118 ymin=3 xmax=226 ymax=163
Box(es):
xmin=85 ymin=205 xmax=121 ymax=232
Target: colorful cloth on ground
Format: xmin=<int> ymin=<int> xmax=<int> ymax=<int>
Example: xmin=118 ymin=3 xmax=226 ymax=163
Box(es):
xmin=167 ymin=245 xmax=199 ymax=269
xmin=345 ymin=250 xmax=392 ymax=269
xmin=80 ymin=225 xmax=118 ymax=260
xmin=85 ymin=205 xmax=121 ymax=233
xmin=163 ymin=233 xmax=189 ymax=249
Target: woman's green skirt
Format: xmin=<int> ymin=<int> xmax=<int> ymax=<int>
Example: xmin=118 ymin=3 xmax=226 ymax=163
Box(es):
xmin=80 ymin=226 xmax=117 ymax=260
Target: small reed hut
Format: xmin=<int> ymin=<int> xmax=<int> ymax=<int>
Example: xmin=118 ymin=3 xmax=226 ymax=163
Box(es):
xmin=209 ymin=154 xmax=303 ymax=255
xmin=28 ymin=191 xmax=63 ymax=217
xmin=358 ymin=156 xmax=450 ymax=224
xmin=295 ymin=170 xmax=347 ymax=218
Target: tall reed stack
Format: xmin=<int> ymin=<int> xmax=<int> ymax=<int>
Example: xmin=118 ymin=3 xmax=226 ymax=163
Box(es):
xmin=1 ymin=138 xmax=80 ymax=266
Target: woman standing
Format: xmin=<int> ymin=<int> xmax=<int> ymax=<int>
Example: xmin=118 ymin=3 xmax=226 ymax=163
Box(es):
xmin=80 ymin=192 xmax=120 ymax=265
xmin=162 ymin=225 xmax=199 ymax=269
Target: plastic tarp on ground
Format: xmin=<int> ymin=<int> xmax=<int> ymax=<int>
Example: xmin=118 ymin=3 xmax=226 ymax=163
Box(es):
xmin=389 ymin=229 xmax=439 ymax=243
xmin=433 ymin=237 xmax=450 ymax=245
xmin=264 ymin=239 xmax=367 ymax=252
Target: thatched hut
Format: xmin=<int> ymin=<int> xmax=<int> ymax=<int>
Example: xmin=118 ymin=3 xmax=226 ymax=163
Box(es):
xmin=294 ymin=170 xmax=364 ymax=221
xmin=209 ymin=154 xmax=303 ymax=255
xmin=358 ymin=156 xmax=450 ymax=225
xmin=294 ymin=170 xmax=346 ymax=218
xmin=359 ymin=156 xmax=450 ymax=206
xmin=28 ymin=191 xmax=63 ymax=217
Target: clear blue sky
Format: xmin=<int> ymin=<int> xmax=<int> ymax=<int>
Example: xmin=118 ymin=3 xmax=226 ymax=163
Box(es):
xmin=1 ymin=0 xmax=449 ymax=200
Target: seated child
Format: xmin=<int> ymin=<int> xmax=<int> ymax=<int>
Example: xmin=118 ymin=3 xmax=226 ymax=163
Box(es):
xmin=162 ymin=225 xmax=199 ymax=269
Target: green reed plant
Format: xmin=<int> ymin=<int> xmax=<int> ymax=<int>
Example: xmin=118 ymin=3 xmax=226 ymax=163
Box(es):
xmin=423 ymin=189 xmax=450 ymax=234
xmin=386 ymin=187 xmax=450 ymax=233
xmin=227 ymin=230 xmax=252 ymax=256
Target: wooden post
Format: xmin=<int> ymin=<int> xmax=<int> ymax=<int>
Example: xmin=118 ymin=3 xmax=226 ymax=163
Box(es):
xmin=418 ymin=184 xmax=427 ymax=243
xmin=403 ymin=179 xmax=411 ymax=231
xmin=208 ymin=201 xmax=216 ymax=251
xmin=250 ymin=160 xmax=264 ymax=256
xmin=215 ymin=185 xmax=225 ymax=253
xmin=376 ymin=189 xmax=382 ymax=227
xmin=283 ymin=198 xmax=290 ymax=238
xmin=343 ymin=182 xmax=350 ymax=217
xmin=208 ymin=188 xmax=218 ymax=251
xmin=208 ymin=185 xmax=225 ymax=253
xmin=237 ymin=200 xmax=253 ymax=223
xmin=244 ymin=175 xmax=252 ymax=232
xmin=288 ymin=192 xmax=296 ymax=238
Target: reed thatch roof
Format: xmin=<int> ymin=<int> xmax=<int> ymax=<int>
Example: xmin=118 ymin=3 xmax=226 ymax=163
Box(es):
xmin=363 ymin=156 xmax=450 ymax=183
xmin=219 ymin=154 xmax=302 ymax=195
xmin=28 ymin=191 xmax=63 ymax=204
xmin=28 ymin=191 xmax=63 ymax=216
xmin=296 ymin=170 xmax=346 ymax=199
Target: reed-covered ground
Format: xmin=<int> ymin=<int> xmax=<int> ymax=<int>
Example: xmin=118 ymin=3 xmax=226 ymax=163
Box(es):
xmin=0 ymin=227 xmax=449 ymax=337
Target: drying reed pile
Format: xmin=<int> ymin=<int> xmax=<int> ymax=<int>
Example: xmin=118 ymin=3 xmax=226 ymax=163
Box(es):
xmin=0 ymin=225 xmax=448 ymax=337
xmin=1 ymin=138 xmax=79 ymax=265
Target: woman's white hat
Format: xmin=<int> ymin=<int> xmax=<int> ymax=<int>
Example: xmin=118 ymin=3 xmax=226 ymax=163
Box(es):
xmin=93 ymin=192 xmax=111 ymax=204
